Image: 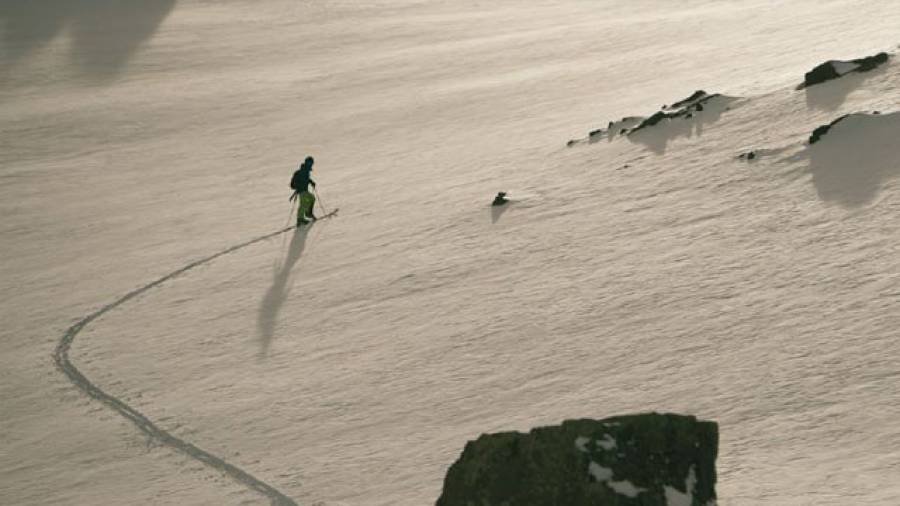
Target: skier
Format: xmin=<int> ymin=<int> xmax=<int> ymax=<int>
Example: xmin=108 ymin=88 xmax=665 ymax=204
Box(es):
xmin=290 ymin=156 xmax=317 ymax=226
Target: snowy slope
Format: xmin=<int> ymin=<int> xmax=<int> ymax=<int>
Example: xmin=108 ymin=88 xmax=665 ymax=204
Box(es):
xmin=3 ymin=1 xmax=900 ymax=505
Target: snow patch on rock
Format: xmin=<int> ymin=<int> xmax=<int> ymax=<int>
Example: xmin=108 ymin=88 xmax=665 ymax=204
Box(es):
xmin=664 ymin=465 xmax=697 ymax=506
xmin=597 ymin=433 xmax=617 ymax=450
xmin=588 ymin=462 xmax=646 ymax=498
xmin=575 ymin=436 xmax=591 ymax=453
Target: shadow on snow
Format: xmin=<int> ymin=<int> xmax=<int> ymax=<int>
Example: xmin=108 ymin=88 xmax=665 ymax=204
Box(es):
xmin=806 ymin=112 xmax=900 ymax=207
xmin=0 ymin=0 xmax=177 ymax=88
xmin=257 ymin=226 xmax=310 ymax=359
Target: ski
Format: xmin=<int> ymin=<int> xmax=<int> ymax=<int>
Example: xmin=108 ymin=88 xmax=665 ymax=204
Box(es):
xmin=297 ymin=208 xmax=339 ymax=228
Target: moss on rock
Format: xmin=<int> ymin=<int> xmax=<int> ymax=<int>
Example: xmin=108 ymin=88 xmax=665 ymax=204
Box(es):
xmin=436 ymin=413 xmax=718 ymax=506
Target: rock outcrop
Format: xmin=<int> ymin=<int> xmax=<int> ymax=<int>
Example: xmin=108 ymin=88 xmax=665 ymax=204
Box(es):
xmin=436 ymin=413 xmax=718 ymax=506
xmin=567 ymin=91 xmax=734 ymax=149
xmin=800 ymin=52 xmax=889 ymax=89
xmin=629 ymin=91 xmax=721 ymax=133
xmin=809 ymin=114 xmax=851 ymax=144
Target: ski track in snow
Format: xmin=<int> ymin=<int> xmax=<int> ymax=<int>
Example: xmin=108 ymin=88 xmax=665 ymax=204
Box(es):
xmin=53 ymin=225 xmax=299 ymax=506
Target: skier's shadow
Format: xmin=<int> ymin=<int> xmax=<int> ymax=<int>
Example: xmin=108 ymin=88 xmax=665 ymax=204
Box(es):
xmin=256 ymin=226 xmax=310 ymax=359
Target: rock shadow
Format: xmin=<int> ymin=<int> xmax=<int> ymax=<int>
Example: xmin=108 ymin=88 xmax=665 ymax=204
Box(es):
xmin=804 ymin=64 xmax=888 ymax=112
xmin=257 ymin=226 xmax=310 ymax=359
xmin=0 ymin=0 xmax=177 ymax=88
xmin=490 ymin=203 xmax=512 ymax=224
xmin=808 ymin=112 xmax=900 ymax=207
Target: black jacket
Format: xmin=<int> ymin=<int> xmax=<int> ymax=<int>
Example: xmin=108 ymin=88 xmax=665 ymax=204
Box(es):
xmin=290 ymin=168 xmax=316 ymax=193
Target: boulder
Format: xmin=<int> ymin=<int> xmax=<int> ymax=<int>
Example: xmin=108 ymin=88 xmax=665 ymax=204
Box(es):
xmin=801 ymin=52 xmax=890 ymax=88
xmin=436 ymin=413 xmax=718 ymax=506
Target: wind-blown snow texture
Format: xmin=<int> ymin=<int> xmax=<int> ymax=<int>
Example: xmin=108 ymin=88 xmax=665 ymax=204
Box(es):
xmin=3 ymin=1 xmax=900 ymax=505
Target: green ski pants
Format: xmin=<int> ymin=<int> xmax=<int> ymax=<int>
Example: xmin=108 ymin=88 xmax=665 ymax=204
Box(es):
xmin=297 ymin=191 xmax=316 ymax=223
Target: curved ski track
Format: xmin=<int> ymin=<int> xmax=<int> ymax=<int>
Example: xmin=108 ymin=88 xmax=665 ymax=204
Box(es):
xmin=53 ymin=226 xmax=299 ymax=506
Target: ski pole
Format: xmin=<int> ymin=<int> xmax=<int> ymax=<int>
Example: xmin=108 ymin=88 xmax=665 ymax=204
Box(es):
xmin=313 ymin=187 xmax=328 ymax=215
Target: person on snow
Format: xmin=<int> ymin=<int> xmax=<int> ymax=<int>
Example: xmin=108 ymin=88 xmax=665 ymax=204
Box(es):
xmin=290 ymin=156 xmax=317 ymax=225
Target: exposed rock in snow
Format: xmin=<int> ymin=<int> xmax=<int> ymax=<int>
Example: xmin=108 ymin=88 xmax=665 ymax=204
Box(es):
xmin=669 ymin=90 xmax=709 ymax=110
xmin=629 ymin=91 xmax=725 ymax=133
xmin=809 ymin=114 xmax=852 ymax=144
xmin=627 ymin=93 xmax=738 ymax=154
xmin=568 ymin=91 xmax=737 ymax=153
xmin=799 ymin=51 xmax=890 ymax=88
xmin=591 ymin=116 xmax=644 ymax=141
xmin=436 ymin=413 xmax=718 ymax=506
xmin=569 ymin=116 xmax=642 ymax=146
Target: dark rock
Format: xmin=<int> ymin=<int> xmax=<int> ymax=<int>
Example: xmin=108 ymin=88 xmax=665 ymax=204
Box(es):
xmin=436 ymin=413 xmax=718 ymax=506
xmin=670 ymin=90 xmax=707 ymax=109
xmin=633 ymin=111 xmax=673 ymax=131
xmin=629 ymin=93 xmax=722 ymax=134
xmin=803 ymin=62 xmax=842 ymax=88
xmin=491 ymin=192 xmax=509 ymax=206
xmin=748 ymin=151 xmax=756 ymax=160
xmin=802 ymin=52 xmax=890 ymax=88
xmin=809 ymin=114 xmax=850 ymax=144
xmin=855 ymin=52 xmax=889 ymax=72
xmin=567 ymin=139 xmax=577 ymax=147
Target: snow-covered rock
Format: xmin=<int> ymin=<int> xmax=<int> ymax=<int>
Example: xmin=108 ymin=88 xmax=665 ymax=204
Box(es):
xmin=435 ymin=413 xmax=718 ymax=506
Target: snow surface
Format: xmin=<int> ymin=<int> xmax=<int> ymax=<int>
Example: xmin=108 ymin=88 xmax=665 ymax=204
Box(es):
xmin=3 ymin=1 xmax=900 ymax=505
